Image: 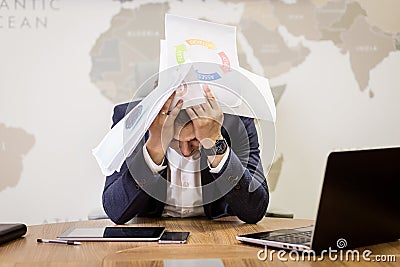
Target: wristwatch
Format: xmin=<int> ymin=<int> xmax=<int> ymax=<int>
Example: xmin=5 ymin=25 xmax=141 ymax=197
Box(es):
xmin=202 ymin=139 xmax=228 ymax=156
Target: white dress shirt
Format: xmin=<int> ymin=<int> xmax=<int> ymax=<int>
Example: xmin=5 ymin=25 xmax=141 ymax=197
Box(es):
xmin=142 ymin=144 xmax=230 ymax=217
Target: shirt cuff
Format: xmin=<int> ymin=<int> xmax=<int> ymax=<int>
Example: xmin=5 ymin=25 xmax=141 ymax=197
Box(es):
xmin=143 ymin=145 xmax=167 ymax=174
xmin=208 ymin=147 xmax=230 ymax=174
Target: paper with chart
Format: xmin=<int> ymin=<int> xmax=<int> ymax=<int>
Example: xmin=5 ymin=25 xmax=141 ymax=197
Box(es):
xmin=164 ymin=14 xmax=275 ymax=121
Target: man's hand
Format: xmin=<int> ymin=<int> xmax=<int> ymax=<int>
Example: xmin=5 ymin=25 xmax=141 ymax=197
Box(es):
xmin=146 ymin=92 xmax=183 ymax=164
xmin=186 ymin=85 xmax=224 ymax=149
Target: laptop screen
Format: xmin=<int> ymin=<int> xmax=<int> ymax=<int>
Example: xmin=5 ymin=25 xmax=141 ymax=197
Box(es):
xmin=312 ymin=147 xmax=400 ymax=252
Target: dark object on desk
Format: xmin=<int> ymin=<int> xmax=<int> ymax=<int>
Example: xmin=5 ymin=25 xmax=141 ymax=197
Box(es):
xmin=159 ymin=231 xmax=190 ymax=244
xmin=238 ymin=147 xmax=400 ymax=252
xmin=265 ymin=210 xmax=294 ymax=219
xmin=0 ymin=223 xmax=27 ymax=244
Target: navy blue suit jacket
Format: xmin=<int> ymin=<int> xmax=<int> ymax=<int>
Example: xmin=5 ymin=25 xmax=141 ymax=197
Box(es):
xmin=102 ymin=102 xmax=269 ymax=224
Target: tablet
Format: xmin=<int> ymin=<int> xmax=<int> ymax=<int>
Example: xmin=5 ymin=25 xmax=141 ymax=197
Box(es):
xmin=57 ymin=226 xmax=165 ymax=241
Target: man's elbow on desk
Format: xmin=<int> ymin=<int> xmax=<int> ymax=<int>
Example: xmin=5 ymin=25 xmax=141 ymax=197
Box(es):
xmin=232 ymin=191 xmax=269 ymax=224
xmin=102 ymin=189 xmax=142 ymax=225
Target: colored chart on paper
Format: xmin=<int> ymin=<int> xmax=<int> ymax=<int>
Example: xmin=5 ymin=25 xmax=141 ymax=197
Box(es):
xmin=174 ymin=38 xmax=232 ymax=80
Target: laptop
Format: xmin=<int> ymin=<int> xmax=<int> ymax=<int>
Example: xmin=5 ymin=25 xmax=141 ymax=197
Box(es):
xmin=237 ymin=147 xmax=400 ymax=252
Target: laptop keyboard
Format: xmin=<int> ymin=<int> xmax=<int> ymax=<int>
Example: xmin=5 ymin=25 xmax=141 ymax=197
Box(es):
xmin=262 ymin=230 xmax=312 ymax=244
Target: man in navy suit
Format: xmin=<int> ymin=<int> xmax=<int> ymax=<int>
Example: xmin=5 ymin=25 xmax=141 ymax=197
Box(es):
xmin=102 ymin=85 xmax=269 ymax=224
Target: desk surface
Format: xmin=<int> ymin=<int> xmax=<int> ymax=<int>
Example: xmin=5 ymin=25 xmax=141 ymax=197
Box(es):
xmin=0 ymin=217 xmax=398 ymax=267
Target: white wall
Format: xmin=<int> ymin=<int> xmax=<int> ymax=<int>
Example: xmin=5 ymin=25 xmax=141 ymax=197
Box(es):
xmin=0 ymin=1 xmax=119 ymax=224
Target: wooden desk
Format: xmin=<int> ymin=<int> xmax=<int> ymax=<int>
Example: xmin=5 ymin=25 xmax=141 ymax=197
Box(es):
xmin=0 ymin=217 xmax=398 ymax=267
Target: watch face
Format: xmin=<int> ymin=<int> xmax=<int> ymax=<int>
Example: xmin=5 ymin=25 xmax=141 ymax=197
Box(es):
xmin=215 ymin=140 xmax=227 ymax=154
xmin=202 ymin=139 xmax=227 ymax=156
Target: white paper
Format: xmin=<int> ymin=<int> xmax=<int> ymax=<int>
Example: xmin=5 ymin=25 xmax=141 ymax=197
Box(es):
xmin=165 ymin=14 xmax=239 ymax=68
xmin=164 ymin=14 xmax=275 ymax=121
xmin=93 ymin=14 xmax=276 ymax=176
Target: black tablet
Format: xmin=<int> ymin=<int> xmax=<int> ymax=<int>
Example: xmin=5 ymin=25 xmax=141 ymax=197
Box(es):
xmin=0 ymin=223 xmax=27 ymax=244
xmin=57 ymin=226 xmax=165 ymax=241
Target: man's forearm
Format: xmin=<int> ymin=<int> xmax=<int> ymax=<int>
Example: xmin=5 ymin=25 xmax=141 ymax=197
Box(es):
xmin=103 ymin=146 xmax=168 ymax=224
xmin=145 ymin=137 xmax=165 ymax=165
xmin=209 ymin=149 xmax=269 ymax=223
xmin=208 ymin=153 xmax=225 ymax=168
xmin=208 ymin=147 xmax=230 ymax=172
xmin=103 ymin=168 xmax=149 ymax=224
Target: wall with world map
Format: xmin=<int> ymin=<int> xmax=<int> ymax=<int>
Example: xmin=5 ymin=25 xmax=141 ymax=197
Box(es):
xmin=1 ymin=0 xmax=399 ymax=225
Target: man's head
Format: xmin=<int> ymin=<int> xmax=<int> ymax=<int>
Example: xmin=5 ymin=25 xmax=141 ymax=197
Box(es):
xmin=171 ymin=110 xmax=200 ymax=157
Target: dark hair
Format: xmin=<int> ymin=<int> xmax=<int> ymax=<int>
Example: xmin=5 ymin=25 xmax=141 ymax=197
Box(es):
xmin=174 ymin=109 xmax=192 ymax=127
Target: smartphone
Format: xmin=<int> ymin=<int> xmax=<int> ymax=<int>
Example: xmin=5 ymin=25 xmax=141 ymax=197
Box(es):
xmin=158 ymin=231 xmax=190 ymax=244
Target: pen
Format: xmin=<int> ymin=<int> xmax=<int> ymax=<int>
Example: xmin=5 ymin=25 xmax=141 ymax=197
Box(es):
xmin=37 ymin=238 xmax=81 ymax=245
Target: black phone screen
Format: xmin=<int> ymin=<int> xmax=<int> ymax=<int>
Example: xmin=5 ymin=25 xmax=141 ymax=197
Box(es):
xmin=159 ymin=232 xmax=190 ymax=242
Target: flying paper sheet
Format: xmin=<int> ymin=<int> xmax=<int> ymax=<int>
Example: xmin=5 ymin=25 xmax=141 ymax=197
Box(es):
xmin=93 ymin=14 xmax=276 ymax=176
xmin=164 ymin=14 xmax=275 ymax=120
xmin=165 ymin=14 xmax=239 ymax=69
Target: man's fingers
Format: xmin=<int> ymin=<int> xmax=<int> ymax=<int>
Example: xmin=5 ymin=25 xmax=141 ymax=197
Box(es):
xmin=192 ymin=105 xmax=205 ymax=117
xmin=201 ymin=102 xmax=212 ymax=112
xmin=203 ymin=85 xmax=218 ymax=109
xmin=186 ymin=107 xmax=198 ymax=120
xmin=168 ymin=100 xmax=183 ymax=118
xmin=162 ymin=91 xmax=176 ymax=113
